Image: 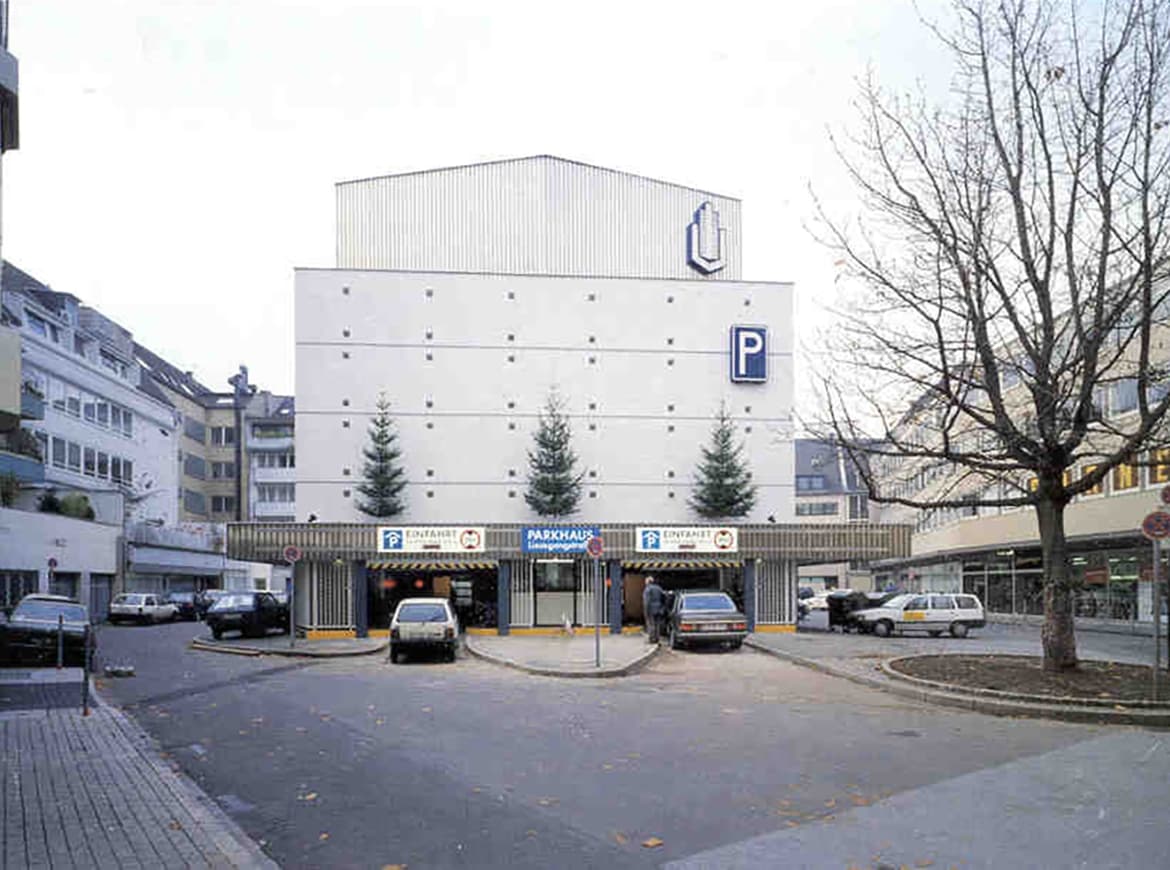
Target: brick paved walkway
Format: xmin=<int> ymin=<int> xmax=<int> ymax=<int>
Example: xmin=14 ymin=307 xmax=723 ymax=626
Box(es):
xmin=1 ymin=701 xmax=276 ymax=869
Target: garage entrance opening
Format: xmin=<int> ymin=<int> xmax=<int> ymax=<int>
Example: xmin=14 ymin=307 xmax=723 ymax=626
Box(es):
xmin=621 ymin=565 xmax=743 ymax=627
xmin=366 ymin=565 xmax=498 ymax=631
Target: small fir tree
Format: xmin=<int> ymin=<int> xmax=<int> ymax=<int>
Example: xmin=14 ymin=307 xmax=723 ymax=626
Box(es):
xmin=355 ymin=394 xmax=407 ymax=518
xmin=689 ymin=403 xmax=756 ymax=518
xmin=525 ymin=391 xmax=583 ymax=517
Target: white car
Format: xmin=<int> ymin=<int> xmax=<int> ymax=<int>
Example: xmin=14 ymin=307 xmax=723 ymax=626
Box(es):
xmin=389 ymin=598 xmax=459 ymax=663
xmin=109 ymin=593 xmax=178 ymax=625
xmin=853 ymin=592 xmax=986 ymax=638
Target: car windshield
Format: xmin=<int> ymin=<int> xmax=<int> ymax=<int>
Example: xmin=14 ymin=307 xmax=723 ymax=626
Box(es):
xmin=15 ymin=600 xmax=88 ymax=622
xmin=878 ymin=594 xmax=914 ymax=610
xmin=681 ymin=594 xmax=736 ymax=612
xmin=397 ymin=603 xmax=448 ymax=623
xmin=168 ymin=593 xmax=194 ymax=603
xmin=210 ymin=595 xmax=254 ymax=611
xmin=113 ymin=594 xmax=144 ymax=605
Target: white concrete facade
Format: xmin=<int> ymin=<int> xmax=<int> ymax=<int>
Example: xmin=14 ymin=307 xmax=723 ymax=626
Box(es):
xmin=298 ymin=158 xmax=793 ymax=525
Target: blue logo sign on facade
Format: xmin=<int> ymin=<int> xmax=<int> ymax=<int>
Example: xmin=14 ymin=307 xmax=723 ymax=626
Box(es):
xmin=382 ymin=528 xmax=403 ymax=550
xmin=640 ymin=528 xmax=663 ymax=550
xmin=730 ymin=325 xmax=767 ymax=383
xmin=522 ymin=526 xmax=601 ymax=554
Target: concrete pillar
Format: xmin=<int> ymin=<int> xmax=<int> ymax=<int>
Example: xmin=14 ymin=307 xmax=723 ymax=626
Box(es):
xmin=496 ymin=562 xmax=511 ymax=636
xmin=351 ymin=561 xmax=368 ymax=638
xmin=744 ymin=559 xmax=757 ymax=632
xmin=79 ymin=571 xmax=92 ymax=612
xmin=607 ymin=560 xmax=623 ymax=635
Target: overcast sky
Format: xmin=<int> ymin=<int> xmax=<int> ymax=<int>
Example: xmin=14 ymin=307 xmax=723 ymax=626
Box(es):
xmin=5 ymin=0 xmax=948 ymax=405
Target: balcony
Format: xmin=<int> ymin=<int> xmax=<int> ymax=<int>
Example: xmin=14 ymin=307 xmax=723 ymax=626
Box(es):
xmin=252 ymin=500 xmax=296 ymax=519
xmin=21 ymin=389 xmax=44 ymax=421
xmin=125 ymin=521 xmax=225 ymax=553
xmin=248 ymin=434 xmax=294 ymax=452
xmin=252 ymin=465 xmax=295 ymax=484
xmin=0 ymin=449 xmax=44 ymax=485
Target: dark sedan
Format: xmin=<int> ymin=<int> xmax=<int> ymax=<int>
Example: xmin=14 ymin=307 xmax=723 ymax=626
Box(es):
xmin=205 ymin=592 xmax=289 ymax=640
xmin=666 ymin=591 xmax=748 ymax=651
xmin=194 ymin=589 xmax=231 ymax=620
xmin=166 ymin=591 xmax=198 ymax=621
xmin=0 ymin=594 xmax=92 ymax=666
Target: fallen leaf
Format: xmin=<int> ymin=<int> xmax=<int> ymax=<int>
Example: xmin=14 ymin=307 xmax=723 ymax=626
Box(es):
xmin=526 ymin=830 xmax=537 ymax=838
xmin=824 ymin=799 xmax=836 ymax=808
xmin=536 ymin=797 xmax=559 ymax=806
xmin=421 ymin=706 xmax=432 ymax=713
xmin=295 ymin=727 xmax=308 ymax=733
xmin=851 ymin=796 xmax=871 ymax=806
xmin=168 ymin=820 xmax=184 ymax=831
xmin=381 ymin=865 xmax=407 ymax=870
xmin=785 ymin=821 xmax=799 ymax=828
xmin=238 ymin=730 xmax=248 ymax=736
xmin=252 ymin=717 xmax=265 ymax=724
xmin=302 ymin=792 xmax=318 ymax=801
xmin=915 ymin=861 xmax=934 ymax=868
xmin=319 ymin=832 xmax=330 ymax=841
xmin=368 ymin=705 xmax=376 ymax=711
xmin=471 ymin=787 xmax=482 ymax=793
xmin=642 ymin=837 xmax=664 ymax=848
xmin=375 ymin=718 xmax=385 ymax=726
xmin=602 ymin=764 xmax=614 ymax=770
xmin=613 ymin=832 xmax=629 ymax=845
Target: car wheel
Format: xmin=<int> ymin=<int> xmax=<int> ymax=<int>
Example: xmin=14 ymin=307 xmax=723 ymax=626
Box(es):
xmin=390 ymin=645 xmax=400 ymax=664
xmin=874 ymin=620 xmax=893 ymax=638
xmin=446 ymin=645 xmax=456 ymax=663
xmin=928 ymin=630 xmax=942 ymax=637
xmin=730 ymin=639 xmax=743 ymax=650
xmin=211 ymin=627 xmax=223 ymax=640
xmin=669 ymin=630 xmax=681 ymax=651
xmin=950 ymin=622 xmax=969 ymax=639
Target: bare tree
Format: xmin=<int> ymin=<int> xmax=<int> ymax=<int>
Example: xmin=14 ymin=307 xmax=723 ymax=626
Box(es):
xmin=813 ymin=0 xmax=1170 ymax=671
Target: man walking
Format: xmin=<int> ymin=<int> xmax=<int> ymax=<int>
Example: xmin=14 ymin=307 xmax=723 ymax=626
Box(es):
xmin=642 ymin=575 xmax=665 ymax=644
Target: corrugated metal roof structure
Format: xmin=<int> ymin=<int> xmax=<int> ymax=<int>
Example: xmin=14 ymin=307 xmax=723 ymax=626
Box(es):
xmin=336 ymin=155 xmax=743 ymax=280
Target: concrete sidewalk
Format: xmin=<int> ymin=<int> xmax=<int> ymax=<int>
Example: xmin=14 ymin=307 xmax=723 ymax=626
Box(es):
xmin=465 ymin=632 xmax=660 ymax=676
xmin=1 ymin=676 xmax=276 ymax=869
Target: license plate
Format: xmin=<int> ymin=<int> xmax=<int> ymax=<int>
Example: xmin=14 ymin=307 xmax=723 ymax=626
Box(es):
xmin=704 ymin=623 xmax=728 ymax=631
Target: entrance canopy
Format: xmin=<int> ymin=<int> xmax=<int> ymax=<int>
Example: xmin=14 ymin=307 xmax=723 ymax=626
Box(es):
xmin=228 ymin=522 xmax=911 ymax=566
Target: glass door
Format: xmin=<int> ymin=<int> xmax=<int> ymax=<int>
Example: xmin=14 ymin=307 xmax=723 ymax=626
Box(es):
xmin=534 ymin=560 xmax=578 ymax=626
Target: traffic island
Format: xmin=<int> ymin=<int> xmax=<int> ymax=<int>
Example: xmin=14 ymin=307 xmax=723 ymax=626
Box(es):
xmin=464 ymin=633 xmax=661 ymax=677
xmin=190 ymin=634 xmax=387 ymax=658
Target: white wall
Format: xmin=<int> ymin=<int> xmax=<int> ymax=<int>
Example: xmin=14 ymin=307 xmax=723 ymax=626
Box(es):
xmin=0 ymin=506 xmax=120 ymax=578
xmin=336 ymin=156 xmax=742 ymax=281
xmin=296 ymin=269 xmax=793 ymax=523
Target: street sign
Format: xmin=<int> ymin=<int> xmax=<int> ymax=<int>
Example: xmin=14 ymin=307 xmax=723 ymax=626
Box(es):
xmin=47 ymin=557 xmax=58 ymax=569
xmin=586 ymin=536 xmax=604 ymax=558
xmin=283 ymin=545 xmax=303 ymax=564
xmin=1141 ymin=511 xmax=1170 ymax=540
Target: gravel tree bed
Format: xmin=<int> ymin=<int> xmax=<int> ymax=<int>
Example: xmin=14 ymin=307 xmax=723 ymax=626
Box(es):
xmin=890 ymin=654 xmax=1168 ymax=703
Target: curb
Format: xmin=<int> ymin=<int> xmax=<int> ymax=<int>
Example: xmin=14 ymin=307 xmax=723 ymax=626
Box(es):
xmin=881 ymin=655 xmax=1170 ymax=710
xmin=745 ymin=638 xmax=1170 ymax=727
xmin=189 ymin=638 xmax=388 ymax=658
xmin=464 ymin=637 xmax=661 ymax=678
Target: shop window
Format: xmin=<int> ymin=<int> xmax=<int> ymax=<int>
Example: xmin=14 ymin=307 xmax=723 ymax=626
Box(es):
xmin=1150 ymin=448 xmax=1170 ymax=485
xmin=1081 ymin=464 xmax=1103 ymax=496
xmin=1112 ymin=463 xmax=1139 ymax=492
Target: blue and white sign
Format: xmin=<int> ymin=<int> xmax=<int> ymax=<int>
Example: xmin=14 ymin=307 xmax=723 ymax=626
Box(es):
xmin=522 ymin=526 xmax=601 ymax=554
xmin=730 ymin=325 xmax=767 ymax=383
xmin=378 ymin=526 xmax=486 ymax=553
xmin=636 ymin=526 xmax=739 ymax=553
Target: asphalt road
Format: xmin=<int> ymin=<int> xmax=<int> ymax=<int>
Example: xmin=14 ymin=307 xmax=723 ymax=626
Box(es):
xmin=94 ymin=621 xmax=1165 ymax=869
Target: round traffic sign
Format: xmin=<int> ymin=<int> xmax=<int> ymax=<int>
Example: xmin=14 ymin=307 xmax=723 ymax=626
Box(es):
xmin=586 ymin=536 xmax=604 ymax=558
xmin=283 ymin=545 xmax=303 ymax=564
xmin=47 ymin=557 xmax=58 ymax=569
xmin=1141 ymin=511 xmax=1170 ymax=540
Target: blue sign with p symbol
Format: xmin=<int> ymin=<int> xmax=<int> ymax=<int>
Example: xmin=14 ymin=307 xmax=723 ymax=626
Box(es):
xmin=730 ymin=326 xmax=767 ymax=383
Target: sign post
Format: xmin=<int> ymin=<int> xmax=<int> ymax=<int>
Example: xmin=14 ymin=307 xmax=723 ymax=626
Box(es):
xmin=586 ymin=537 xmax=604 ymax=668
xmin=1141 ymin=509 xmax=1170 ymax=700
xmin=283 ymin=545 xmax=302 ymax=648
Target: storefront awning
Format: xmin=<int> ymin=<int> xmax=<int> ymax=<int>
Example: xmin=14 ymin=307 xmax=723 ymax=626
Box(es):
xmin=366 ymin=561 xmax=498 ymax=571
xmin=623 ymin=560 xmax=742 ymax=570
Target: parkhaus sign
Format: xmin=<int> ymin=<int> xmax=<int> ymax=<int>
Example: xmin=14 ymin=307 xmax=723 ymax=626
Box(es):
xmin=522 ymin=526 xmax=601 ymax=554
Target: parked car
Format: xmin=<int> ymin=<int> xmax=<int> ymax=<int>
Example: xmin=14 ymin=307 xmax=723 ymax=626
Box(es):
xmin=205 ymin=592 xmax=289 ymax=640
xmin=194 ymin=589 xmax=232 ymax=620
xmin=0 ymin=594 xmax=92 ymax=665
xmin=165 ymin=591 xmax=198 ymax=621
xmin=109 ymin=593 xmax=178 ymax=625
xmin=390 ymin=598 xmax=458 ymax=663
xmin=805 ymin=592 xmax=832 ymax=612
xmin=665 ymin=591 xmax=748 ymax=651
xmin=852 ymin=592 xmax=986 ymax=638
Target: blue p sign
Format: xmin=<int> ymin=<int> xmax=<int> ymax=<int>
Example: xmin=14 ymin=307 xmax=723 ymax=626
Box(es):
xmin=730 ymin=326 xmax=767 ymax=383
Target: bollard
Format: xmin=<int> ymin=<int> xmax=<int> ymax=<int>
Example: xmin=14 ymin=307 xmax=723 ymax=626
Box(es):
xmin=81 ymin=624 xmax=91 ymax=717
xmin=57 ymin=614 xmax=64 ymax=669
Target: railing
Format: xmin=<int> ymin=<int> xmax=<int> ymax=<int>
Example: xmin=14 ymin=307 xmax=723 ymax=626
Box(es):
xmin=125 ymin=522 xmax=224 ymax=552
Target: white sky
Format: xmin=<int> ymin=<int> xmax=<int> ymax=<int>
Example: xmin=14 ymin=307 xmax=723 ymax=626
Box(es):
xmin=5 ymin=0 xmax=948 ymax=406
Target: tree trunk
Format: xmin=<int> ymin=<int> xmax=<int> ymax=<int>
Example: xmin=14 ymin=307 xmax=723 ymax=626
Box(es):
xmin=1036 ymin=496 xmax=1078 ymax=672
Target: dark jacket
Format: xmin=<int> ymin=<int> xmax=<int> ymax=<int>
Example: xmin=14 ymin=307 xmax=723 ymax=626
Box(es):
xmin=642 ymin=582 xmax=666 ymax=617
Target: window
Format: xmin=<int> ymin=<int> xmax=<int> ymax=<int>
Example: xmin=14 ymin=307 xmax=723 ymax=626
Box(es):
xmin=97 ymin=452 xmax=109 ymax=479
xmin=1151 ymin=449 xmax=1170 ymax=485
xmin=183 ymin=489 xmax=207 ymax=515
xmin=122 ymin=459 xmax=133 ymax=485
xmin=796 ymin=502 xmax=838 ymax=516
xmin=211 ymin=426 xmax=236 ymax=446
xmin=1082 ymin=464 xmax=1103 ymax=496
xmin=930 ymin=596 xmax=955 ymax=609
xmin=252 ymin=424 xmax=293 ymax=439
xmin=847 ymin=493 xmax=868 ymax=520
xmin=211 ymin=462 xmax=236 ymax=479
xmin=211 ymin=496 xmax=236 ymax=514
xmin=796 ymin=475 xmax=828 ymax=492
xmin=184 ymin=417 xmax=207 ymax=443
xmin=122 ymin=410 xmax=133 ymax=437
xmin=1113 ymin=463 xmax=1139 ymax=492
xmin=66 ymin=387 xmax=81 ymax=418
xmin=184 ymin=455 xmax=207 ymax=480
xmin=1111 ymin=378 xmax=1139 ymax=415
xmin=257 ymin=483 xmax=295 ymax=503
xmin=83 ymin=394 xmax=96 ymax=423
xmin=67 ymin=442 xmax=81 ymax=472
xmin=110 ymin=457 xmax=121 ymax=483
xmin=110 ymin=406 xmax=122 ymax=432
xmin=100 ymin=350 xmax=127 ymax=376
xmin=96 ymin=401 xmax=109 ymax=427
xmin=84 ymin=447 xmax=96 ymax=477
xmin=27 ymin=312 xmax=49 ymax=338
xmin=51 ymin=437 xmax=66 ymax=469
